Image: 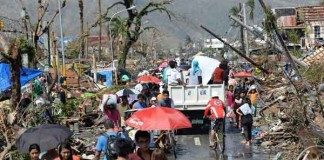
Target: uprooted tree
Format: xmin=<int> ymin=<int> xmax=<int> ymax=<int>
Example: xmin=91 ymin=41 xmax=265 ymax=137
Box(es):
xmin=94 ymin=0 xmax=173 ymax=69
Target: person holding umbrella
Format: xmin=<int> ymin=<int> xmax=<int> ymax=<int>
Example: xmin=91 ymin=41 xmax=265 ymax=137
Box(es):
xmin=29 ymin=144 xmax=41 ymax=160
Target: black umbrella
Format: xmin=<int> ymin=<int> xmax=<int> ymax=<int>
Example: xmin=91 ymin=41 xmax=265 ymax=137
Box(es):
xmin=116 ymin=88 xmax=140 ymax=97
xmin=16 ymin=124 xmax=73 ymax=153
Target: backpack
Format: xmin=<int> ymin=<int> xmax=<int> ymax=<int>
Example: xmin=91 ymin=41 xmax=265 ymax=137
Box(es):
xmin=103 ymin=133 xmax=121 ymax=160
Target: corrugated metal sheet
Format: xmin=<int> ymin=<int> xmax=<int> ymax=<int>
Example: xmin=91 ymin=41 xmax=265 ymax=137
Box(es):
xmin=277 ymin=16 xmax=297 ymax=27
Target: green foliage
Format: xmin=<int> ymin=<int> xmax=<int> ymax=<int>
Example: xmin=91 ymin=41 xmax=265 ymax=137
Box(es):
xmin=263 ymin=9 xmax=276 ymax=36
xmin=246 ymin=0 xmax=255 ymax=20
xmin=10 ymin=150 xmax=29 ymax=160
xmin=287 ymin=30 xmax=301 ymax=57
xmin=229 ymin=6 xmax=240 ymax=16
xmin=107 ymin=17 xmax=128 ymax=38
xmin=55 ymin=98 xmax=83 ymax=117
xmin=17 ymin=37 xmax=35 ymax=62
xmin=65 ymin=40 xmax=80 ymax=59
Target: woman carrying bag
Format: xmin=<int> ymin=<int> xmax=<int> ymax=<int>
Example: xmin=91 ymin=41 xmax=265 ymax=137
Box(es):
xmin=236 ymin=98 xmax=255 ymax=146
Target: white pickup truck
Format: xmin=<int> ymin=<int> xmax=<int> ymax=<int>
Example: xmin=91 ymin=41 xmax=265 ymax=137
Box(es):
xmin=168 ymin=84 xmax=225 ymax=134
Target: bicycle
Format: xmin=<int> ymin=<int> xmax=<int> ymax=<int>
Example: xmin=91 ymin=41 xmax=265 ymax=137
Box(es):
xmin=205 ymin=116 xmax=225 ymax=153
xmin=154 ymin=130 xmax=177 ymax=158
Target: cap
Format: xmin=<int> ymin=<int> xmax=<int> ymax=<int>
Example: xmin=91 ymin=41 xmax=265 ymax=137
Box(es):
xmin=211 ymin=92 xmax=219 ymax=98
xmin=150 ymin=97 xmax=157 ymax=101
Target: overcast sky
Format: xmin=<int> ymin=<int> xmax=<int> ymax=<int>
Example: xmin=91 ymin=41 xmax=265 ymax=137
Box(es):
xmin=0 ymin=0 xmax=322 ymax=48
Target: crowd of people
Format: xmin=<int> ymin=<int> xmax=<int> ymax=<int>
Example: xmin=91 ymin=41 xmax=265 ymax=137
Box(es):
xmin=204 ymin=60 xmax=259 ymax=146
xmin=24 ymin=58 xmax=260 ymax=160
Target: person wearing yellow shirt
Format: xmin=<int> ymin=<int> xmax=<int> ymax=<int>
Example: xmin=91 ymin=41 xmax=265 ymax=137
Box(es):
xmin=247 ymin=87 xmax=258 ymax=117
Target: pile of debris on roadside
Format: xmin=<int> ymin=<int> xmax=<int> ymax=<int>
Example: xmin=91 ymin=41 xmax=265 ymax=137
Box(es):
xmin=251 ymin=72 xmax=324 ymax=159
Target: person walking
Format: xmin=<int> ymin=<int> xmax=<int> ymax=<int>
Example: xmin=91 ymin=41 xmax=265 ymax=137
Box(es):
xmin=128 ymin=131 xmax=153 ymax=160
xmin=54 ymin=142 xmax=80 ymax=160
xmin=248 ymin=86 xmax=259 ymax=117
xmin=115 ymin=138 xmax=135 ymax=160
xmin=117 ymin=96 xmax=130 ymax=127
xmin=233 ymin=94 xmax=243 ymax=128
xmin=94 ymin=120 xmax=125 ymax=160
xmin=29 ymin=144 xmax=41 ymax=160
xmin=236 ymin=98 xmax=255 ymax=146
xmin=226 ymin=85 xmax=235 ymax=123
xmin=103 ymin=97 xmax=121 ymax=132
xmin=151 ymin=149 xmax=168 ymax=160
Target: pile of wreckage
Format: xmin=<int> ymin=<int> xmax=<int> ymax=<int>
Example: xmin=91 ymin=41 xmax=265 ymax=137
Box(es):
xmin=251 ymin=56 xmax=324 ymax=159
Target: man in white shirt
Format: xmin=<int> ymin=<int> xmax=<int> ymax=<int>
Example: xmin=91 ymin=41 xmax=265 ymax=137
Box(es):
xmin=166 ymin=61 xmax=184 ymax=86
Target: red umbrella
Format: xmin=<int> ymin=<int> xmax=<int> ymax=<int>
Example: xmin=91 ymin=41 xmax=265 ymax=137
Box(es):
xmin=125 ymin=107 xmax=192 ymax=130
xmin=234 ymin=71 xmax=252 ymax=77
xmin=137 ymin=75 xmax=161 ymax=84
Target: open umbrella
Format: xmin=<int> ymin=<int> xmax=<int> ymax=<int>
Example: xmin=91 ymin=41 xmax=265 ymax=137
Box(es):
xmin=16 ymin=124 xmax=72 ymax=153
xmin=158 ymin=62 xmax=168 ymax=68
xmin=234 ymin=71 xmax=253 ymax=78
xmin=116 ymin=88 xmax=140 ymax=97
xmin=126 ymin=107 xmax=192 ymax=130
xmin=137 ymin=75 xmax=161 ymax=84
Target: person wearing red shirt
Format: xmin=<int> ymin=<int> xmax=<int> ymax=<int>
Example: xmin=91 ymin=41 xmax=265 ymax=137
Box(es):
xmin=212 ymin=64 xmax=224 ymax=84
xmin=204 ymin=94 xmax=226 ymax=147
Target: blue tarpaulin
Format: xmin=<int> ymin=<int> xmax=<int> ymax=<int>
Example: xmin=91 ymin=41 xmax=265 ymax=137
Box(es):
xmin=0 ymin=63 xmax=43 ymax=93
xmin=98 ymin=70 xmax=113 ymax=87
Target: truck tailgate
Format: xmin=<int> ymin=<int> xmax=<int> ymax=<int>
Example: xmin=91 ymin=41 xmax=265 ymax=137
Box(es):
xmin=169 ymin=84 xmax=225 ymax=110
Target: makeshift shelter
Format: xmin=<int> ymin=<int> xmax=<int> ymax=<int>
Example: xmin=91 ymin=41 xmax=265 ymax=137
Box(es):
xmin=98 ymin=70 xmax=113 ymax=87
xmin=0 ymin=63 xmax=43 ymax=93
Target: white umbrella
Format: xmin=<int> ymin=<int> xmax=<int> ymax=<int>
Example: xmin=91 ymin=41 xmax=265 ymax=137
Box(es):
xmin=193 ymin=56 xmax=220 ymax=85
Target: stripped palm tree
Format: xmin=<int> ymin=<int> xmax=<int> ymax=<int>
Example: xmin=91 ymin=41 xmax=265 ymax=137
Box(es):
xmin=108 ymin=17 xmax=128 ymax=58
xmin=78 ymin=0 xmax=85 ymax=57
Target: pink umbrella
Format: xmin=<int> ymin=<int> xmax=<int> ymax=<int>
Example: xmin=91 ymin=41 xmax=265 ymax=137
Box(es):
xmin=234 ymin=71 xmax=252 ymax=78
xmin=159 ymin=62 xmax=168 ymax=68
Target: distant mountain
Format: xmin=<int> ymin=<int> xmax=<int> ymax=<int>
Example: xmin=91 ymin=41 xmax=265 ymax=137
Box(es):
xmin=0 ymin=0 xmax=321 ymax=48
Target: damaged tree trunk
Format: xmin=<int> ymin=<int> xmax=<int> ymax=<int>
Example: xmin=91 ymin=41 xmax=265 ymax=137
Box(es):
xmin=0 ymin=39 xmax=22 ymax=110
xmin=200 ymin=25 xmax=269 ymax=74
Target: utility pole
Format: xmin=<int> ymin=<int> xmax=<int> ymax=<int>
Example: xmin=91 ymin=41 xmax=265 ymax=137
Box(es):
xmin=239 ymin=3 xmax=245 ymax=56
xmin=201 ymin=25 xmax=269 ymax=74
xmin=98 ymin=0 xmax=102 ymax=60
xmin=85 ymin=22 xmax=88 ymax=59
xmin=58 ymin=0 xmax=65 ymax=77
xmin=229 ymin=15 xmax=307 ymax=68
xmin=243 ymin=3 xmax=249 ymax=57
xmin=47 ymin=21 xmax=51 ymax=67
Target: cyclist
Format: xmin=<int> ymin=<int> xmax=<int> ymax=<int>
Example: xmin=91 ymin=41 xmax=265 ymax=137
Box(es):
xmin=204 ymin=93 xmax=226 ymax=147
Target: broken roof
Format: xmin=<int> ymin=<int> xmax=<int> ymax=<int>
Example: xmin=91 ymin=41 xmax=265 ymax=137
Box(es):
xmin=303 ymin=47 xmax=324 ymax=65
xmin=296 ymin=6 xmax=324 ymax=21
